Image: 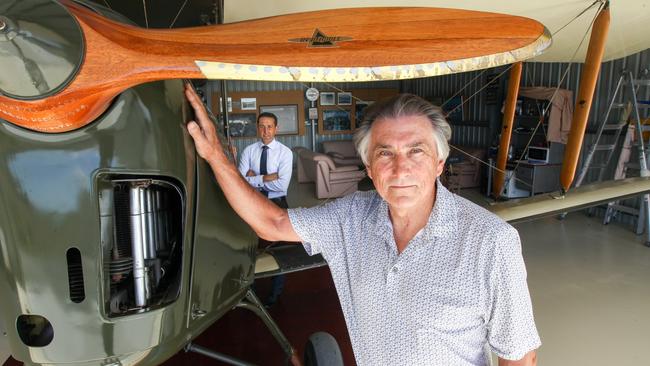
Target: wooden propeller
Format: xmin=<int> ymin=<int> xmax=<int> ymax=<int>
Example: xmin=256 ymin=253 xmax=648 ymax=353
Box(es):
xmin=0 ymin=1 xmax=550 ymax=133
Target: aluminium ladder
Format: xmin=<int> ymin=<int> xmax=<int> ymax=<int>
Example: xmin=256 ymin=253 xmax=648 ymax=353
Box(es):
xmin=602 ymin=71 xmax=650 ymax=246
xmin=573 ymin=73 xmax=630 ymax=190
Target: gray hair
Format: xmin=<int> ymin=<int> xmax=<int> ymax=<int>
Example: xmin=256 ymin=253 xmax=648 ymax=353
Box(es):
xmin=353 ymin=94 xmax=452 ymax=166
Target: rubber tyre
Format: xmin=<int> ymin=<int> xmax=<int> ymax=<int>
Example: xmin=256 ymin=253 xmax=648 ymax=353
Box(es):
xmin=304 ymin=332 xmax=343 ymax=366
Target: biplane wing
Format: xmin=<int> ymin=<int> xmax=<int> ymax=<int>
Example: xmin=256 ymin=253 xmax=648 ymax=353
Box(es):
xmin=225 ymin=0 xmax=650 ymax=63
xmin=491 ymin=177 xmax=650 ymax=223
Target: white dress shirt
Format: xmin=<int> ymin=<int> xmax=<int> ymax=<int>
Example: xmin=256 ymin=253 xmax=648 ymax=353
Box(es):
xmin=288 ymin=181 xmax=540 ymax=365
xmin=238 ymin=139 xmax=293 ymax=199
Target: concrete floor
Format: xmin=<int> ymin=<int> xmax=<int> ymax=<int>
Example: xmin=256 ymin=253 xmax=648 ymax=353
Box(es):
xmin=516 ymin=214 xmax=650 ymax=365
xmin=3 ymin=179 xmax=650 ymax=365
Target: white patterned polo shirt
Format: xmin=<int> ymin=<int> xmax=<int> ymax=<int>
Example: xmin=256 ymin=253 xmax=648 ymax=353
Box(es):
xmin=288 ymin=181 xmax=540 ymax=365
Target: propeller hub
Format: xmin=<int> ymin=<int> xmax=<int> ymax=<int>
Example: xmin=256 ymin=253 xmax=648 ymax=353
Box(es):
xmin=0 ymin=0 xmax=84 ymax=100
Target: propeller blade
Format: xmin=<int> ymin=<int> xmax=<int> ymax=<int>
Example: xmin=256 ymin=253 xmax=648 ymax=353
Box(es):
xmin=0 ymin=0 xmax=550 ymax=132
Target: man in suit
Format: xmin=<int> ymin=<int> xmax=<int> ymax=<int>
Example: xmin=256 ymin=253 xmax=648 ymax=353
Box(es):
xmin=238 ymin=112 xmax=293 ymax=307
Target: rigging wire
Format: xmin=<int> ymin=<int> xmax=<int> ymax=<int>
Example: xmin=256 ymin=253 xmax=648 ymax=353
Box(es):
xmin=551 ymin=1 xmax=602 ymax=37
xmin=443 ymin=66 xmax=511 ymax=120
xmin=142 ymin=0 xmax=149 ymax=28
xmin=447 ymin=0 xmax=605 ymax=129
xmin=441 ymin=69 xmax=489 ymax=109
xmin=169 ymin=0 xmax=189 ymax=28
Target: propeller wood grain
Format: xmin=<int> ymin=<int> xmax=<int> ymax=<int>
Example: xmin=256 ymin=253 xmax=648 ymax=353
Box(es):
xmin=0 ymin=1 xmax=550 ymax=132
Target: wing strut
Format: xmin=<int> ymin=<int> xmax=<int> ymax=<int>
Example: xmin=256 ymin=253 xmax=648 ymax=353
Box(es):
xmin=493 ymin=62 xmax=522 ymax=198
xmin=561 ymin=1 xmax=610 ymax=192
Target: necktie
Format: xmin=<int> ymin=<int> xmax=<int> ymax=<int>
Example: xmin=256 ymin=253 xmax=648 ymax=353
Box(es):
xmin=260 ymin=146 xmax=269 ymax=197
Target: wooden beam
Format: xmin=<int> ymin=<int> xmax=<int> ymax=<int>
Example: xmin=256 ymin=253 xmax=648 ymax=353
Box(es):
xmin=560 ymin=2 xmax=610 ymax=192
xmin=493 ymin=62 xmax=522 ymax=198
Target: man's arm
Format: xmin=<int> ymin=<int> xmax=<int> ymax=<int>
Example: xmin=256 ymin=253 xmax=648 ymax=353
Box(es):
xmin=249 ymin=171 xmax=279 ymax=182
xmin=498 ymin=350 xmax=536 ymax=366
xmin=185 ymin=83 xmax=301 ymax=242
xmin=263 ymin=173 xmax=279 ymax=182
xmin=488 ymin=226 xmax=540 ymax=366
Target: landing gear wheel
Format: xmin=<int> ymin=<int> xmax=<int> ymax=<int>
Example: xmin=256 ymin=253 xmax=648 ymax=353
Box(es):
xmin=303 ymin=332 xmax=343 ymax=366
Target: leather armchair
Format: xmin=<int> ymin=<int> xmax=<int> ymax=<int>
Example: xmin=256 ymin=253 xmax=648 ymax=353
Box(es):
xmin=295 ymin=148 xmax=366 ymax=199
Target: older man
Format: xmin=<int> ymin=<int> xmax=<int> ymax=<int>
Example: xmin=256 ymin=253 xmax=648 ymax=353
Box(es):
xmin=185 ymin=84 xmax=540 ymax=366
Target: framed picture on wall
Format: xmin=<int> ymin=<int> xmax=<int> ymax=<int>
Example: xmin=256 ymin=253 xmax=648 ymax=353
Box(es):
xmin=260 ymin=105 xmax=299 ymax=135
xmin=320 ymin=107 xmax=352 ymax=134
xmin=320 ymin=92 xmax=336 ymax=106
xmin=241 ymin=97 xmax=257 ymax=110
xmin=228 ymin=113 xmax=257 ymax=138
xmin=337 ymin=92 xmax=352 ymax=105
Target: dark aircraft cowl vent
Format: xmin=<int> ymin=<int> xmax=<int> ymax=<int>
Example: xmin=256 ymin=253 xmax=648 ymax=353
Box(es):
xmin=66 ymin=247 xmax=85 ymax=303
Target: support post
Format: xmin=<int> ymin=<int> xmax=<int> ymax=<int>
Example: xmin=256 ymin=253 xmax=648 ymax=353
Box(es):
xmin=560 ymin=2 xmax=610 ymax=192
xmin=493 ymin=62 xmax=522 ymax=198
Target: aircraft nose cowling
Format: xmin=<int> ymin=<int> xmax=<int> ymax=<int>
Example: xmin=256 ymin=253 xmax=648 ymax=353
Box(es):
xmin=0 ymin=0 xmax=84 ymax=100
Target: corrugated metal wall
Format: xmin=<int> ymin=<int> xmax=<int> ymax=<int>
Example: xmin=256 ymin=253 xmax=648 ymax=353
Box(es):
xmin=401 ymin=49 xmax=650 ymax=150
xmin=208 ymin=80 xmax=400 ymax=154
xmin=402 ymin=67 xmax=491 ymax=122
xmin=207 ymin=48 xmax=649 ymax=164
xmin=402 ymin=48 xmax=648 ymax=227
xmin=521 ymin=50 xmax=650 ymax=128
xmin=520 ymin=50 xmax=650 ymax=186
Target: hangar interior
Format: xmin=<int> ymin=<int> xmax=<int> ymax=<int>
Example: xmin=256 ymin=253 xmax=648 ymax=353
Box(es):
xmin=1 ymin=0 xmax=650 ymax=366
xmin=176 ymin=49 xmax=650 ymax=366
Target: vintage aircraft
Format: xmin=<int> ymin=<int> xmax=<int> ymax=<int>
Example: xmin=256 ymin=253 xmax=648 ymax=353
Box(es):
xmin=1 ymin=0 xmax=649 ymax=365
